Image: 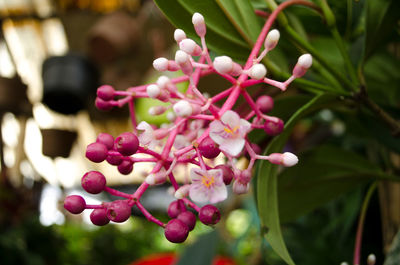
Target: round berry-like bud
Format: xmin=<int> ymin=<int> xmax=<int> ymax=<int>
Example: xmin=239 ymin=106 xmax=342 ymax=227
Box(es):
xmin=117 ymin=160 xmax=133 ymax=175
xmin=248 ymin=64 xmax=267 ymax=80
xmin=95 ymin=97 xmax=113 ymax=111
xmin=199 ymin=205 xmax=220 ymax=225
xmin=213 ymin=56 xmax=233 ymax=75
xmin=175 ymin=50 xmax=190 ymax=65
xmin=86 ymin=142 xmax=108 ymax=163
xmin=192 ymin=12 xmax=206 ymax=37
xmin=239 ymin=169 xmax=252 ymax=183
xmin=114 ymin=132 xmax=139 ymax=156
xmin=282 ymin=152 xmax=298 ymax=167
xmin=146 ymin=84 xmax=161 ymax=98
xmin=177 ymin=211 xmax=196 ymax=231
xmin=164 ymin=219 xmax=189 ymax=243
xmin=215 ymin=164 xmax=234 ymax=185
xmin=263 ymin=118 xmax=284 ymax=136
xmin=256 ymin=95 xmax=274 ymax=113
xmin=81 ymin=171 xmax=106 ymax=194
xmin=198 ymin=136 xmax=220 ymax=159
xmin=64 ymin=195 xmax=86 ymax=214
xmin=90 ymin=208 xmax=110 ymax=226
xmin=156 ymin=75 xmax=170 ymax=89
xmin=250 ymin=143 xmax=261 ymax=155
xmin=174 ymin=29 xmax=186 ymax=43
xmin=153 ymin=57 xmax=168 ymax=71
xmin=367 ymin=254 xmax=376 ymax=265
xmin=173 ymin=100 xmax=192 ymax=117
xmin=179 ymin=39 xmax=202 ymax=56
xmin=264 ymin=29 xmax=280 ymax=51
xmin=97 ymin=85 xmax=114 ymax=101
xmin=106 ymin=200 xmax=131 ymax=223
xmin=167 ymin=200 xmax=185 ymax=218
xmin=298 ymin=54 xmax=312 ymax=69
xmin=96 ymin=133 xmax=114 ymax=150
xmin=232 ymin=180 xmax=250 ymax=194
xmin=106 ymin=153 xmax=123 ymax=165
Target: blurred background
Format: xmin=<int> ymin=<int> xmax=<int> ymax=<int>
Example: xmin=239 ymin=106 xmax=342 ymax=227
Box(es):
xmin=0 ymin=0 xmax=392 ymax=265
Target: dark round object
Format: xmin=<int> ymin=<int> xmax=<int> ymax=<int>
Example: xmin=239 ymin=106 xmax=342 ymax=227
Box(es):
xmin=164 ymin=219 xmax=189 ymax=243
xmin=215 ymin=165 xmax=234 ymax=185
xmin=199 ymin=205 xmax=220 ymax=225
xmin=167 ymin=200 xmax=184 ymax=218
xmin=198 ymin=136 xmax=220 ymax=159
xmin=117 ymin=160 xmax=133 ymax=175
xmin=177 ymin=211 xmax=196 ymax=231
xmin=42 ymin=54 xmax=98 ymax=114
xmin=114 ymin=132 xmax=139 ymax=156
xmin=96 ymin=133 xmax=114 ymax=150
xmin=81 ymin=171 xmax=106 ymax=194
xmin=264 ymin=118 xmax=284 ymax=136
xmin=85 ymin=142 xmax=108 ymax=163
xmin=90 ymin=209 xmax=110 ymax=226
xmin=106 ymin=200 xmax=131 ymax=223
xmin=64 ymin=195 xmax=86 ymax=214
xmin=106 ymin=153 xmax=124 ymax=165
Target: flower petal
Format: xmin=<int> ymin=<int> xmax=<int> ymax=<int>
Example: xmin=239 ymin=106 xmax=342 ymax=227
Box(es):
xmin=190 ymin=168 xmax=204 ymax=182
xmin=219 ymin=138 xmax=245 ymax=157
xmin=221 ymin=110 xmax=240 ymax=128
xmin=208 ymin=184 xmax=227 ymax=203
xmin=209 ymin=120 xmax=226 ymax=145
xmin=189 ymin=183 xmax=209 ymax=203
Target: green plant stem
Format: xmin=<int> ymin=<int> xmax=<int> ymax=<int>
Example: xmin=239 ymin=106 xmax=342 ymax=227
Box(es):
xmin=345 ymin=0 xmax=353 ymax=39
xmin=353 ymin=182 xmax=377 ymax=265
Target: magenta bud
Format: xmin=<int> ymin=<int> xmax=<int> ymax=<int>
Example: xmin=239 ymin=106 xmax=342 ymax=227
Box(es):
xmin=199 ymin=205 xmax=220 ymax=225
xmin=64 ymin=195 xmax=86 ymax=214
xmin=97 ymin=85 xmax=115 ymax=101
xmin=263 ymin=118 xmax=284 ymax=136
xmin=90 ymin=208 xmax=110 ymax=226
xmin=256 ymin=95 xmax=274 ymax=113
xmin=114 ymin=132 xmax=139 ymax=156
xmin=95 ymin=97 xmax=113 ymax=111
xmin=198 ymin=136 xmax=220 ymax=159
xmin=177 ymin=211 xmax=196 ymax=231
xmin=164 ymin=219 xmax=189 ymax=243
xmin=106 ymin=153 xmax=124 ymax=165
xmin=238 ymin=169 xmax=252 ymax=183
xmin=117 ymin=160 xmax=133 ymax=175
xmin=86 ymin=142 xmax=108 ymax=163
xmin=214 ymin=164 xmax=234 ymax=185
xmin=81 ymin=171 xmax=106 ymax=194
xmin=96 ymin=133 xmax=114 ymax=150
xmin=167 ymin=200 xmax=185 ymax=218
xmin=106 ymin=200 xmax=131 ymax=223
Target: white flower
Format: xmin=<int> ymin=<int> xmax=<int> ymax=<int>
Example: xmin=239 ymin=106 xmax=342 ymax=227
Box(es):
xmin=137 ymin=121 xmax=160 ymax=150
xmin=209 ymin=110 xmax=251 ymax=156
xmin=189 ymin=168 xmax=227 ymax=203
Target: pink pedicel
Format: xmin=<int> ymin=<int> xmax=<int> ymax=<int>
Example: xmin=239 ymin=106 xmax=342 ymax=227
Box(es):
xmin=67 ymin=10 xmax=307 ymax=243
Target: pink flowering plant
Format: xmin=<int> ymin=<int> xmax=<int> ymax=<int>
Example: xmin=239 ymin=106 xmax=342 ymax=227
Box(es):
xmin=64 ymin=0 xmax=400 ymax=264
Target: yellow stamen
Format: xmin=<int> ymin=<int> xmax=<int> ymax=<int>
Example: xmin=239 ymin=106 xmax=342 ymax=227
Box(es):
xmin=201 ymin=175 xmax=215 ymax=188
xmin=223 ymin=126 xmax=239 ymax=135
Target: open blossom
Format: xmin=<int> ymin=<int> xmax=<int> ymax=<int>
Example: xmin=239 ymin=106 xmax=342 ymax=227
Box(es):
xmin=189 ymin=168 xmax=227 ymax=204
xmin=209 ymin=110 xmax=251 ymax=156
xmin=137 ymin=121 xmax=160 ymax=150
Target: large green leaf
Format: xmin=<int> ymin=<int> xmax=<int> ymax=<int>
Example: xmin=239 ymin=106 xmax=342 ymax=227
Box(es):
xmin=255 ymin=93 xmax=337 ymax=265
xmin=278 ymin=145 xmax=379 ymax=223
xmin=364 ymin=0 xmax=400 ymax=60
xmin=175 ymin=231 xmax=218 ymax=265
xmin=154 ymin=0 xmax=251 ymax=61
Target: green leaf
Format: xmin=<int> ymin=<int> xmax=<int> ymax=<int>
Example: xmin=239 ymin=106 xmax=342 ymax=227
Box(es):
xmin=255 ymin=93 xmax=337 ymax=265
xmin=175 ymin=231 xmax=218 ymax=265
xmin=364 ymin=0 xmax=400 ymax=60
xmin=154 ymin=0 xmax=250 ymax=60
xmin=278 ymin=145 xmax=378 ymax=223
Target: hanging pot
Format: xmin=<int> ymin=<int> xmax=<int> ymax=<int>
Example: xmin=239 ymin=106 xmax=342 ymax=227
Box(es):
xmin=40 ymin=128 xmax=77 ymax=158
xmin=0 ymin=76 xmax=32 ymax=116
xmin=42 ymin=54 xmax=98 ymax=115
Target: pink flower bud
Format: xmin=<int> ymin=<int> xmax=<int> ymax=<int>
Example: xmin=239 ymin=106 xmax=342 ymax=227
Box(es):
xmin=145 ymin=171 xmax=167 ymax=185
xmin=213 ymin=56 xmax=233 ymax=75
xmin=148 ymin=106 xmax=167 ymax=115
xmin=264 ymin=29 xmax=280 ymax=51
xmin=192 ymin=12 xmax=206 ymax=37
xmin=174 ymin=184 xmax=190 ymax=199
xmin=97 ymin=85 xmax=114 ymax=101
xmin=179 ymin=39 xmax=202 ymax=56
xmin=174 ymin=29 xmax=186 ymax=43
xmin=256 ymin=95 xmax=274 ymax=113
xmin=146 ymin=84 xmax=160 ymax=98
xmin=95 ymin=97 xmax=113 ymax=111
xmin=173 ymin=100 xmax=193 ymax=117
xmin=233 ymin=180 xmax=250 ymax=194
xmin=153 ymin=57 xmax=168 ymax=71
xmin=175 ymin=50 xmax=193 ymax=76
xmin=248 ymin=64 xmax=267 ymax=80
xmin=292 ymin=54 xmax=312 ymax=78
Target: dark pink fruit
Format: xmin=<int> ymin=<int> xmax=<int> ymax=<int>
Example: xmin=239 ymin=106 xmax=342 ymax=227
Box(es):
xmin=198 ymin=136 xmax=220 ymax=159
xmin=81 ymin=171 xmax=106 ymax=194
xmin=106 ymin=153 xmax=124 ymax=165
xmin=117 ymin=160 xmax=133 ymax=175
xmin=167 ymin=200 xmax=184 ymax=218
xmin=256 ymin=95 xmax=274 ymax=113
xmin=95 ymin=97 xmax=113 ymax=111
xmin=164 ymin=219 xmax=189 ymax=243
xmin=85 ymin=142 xmax=108 ymax=163
xmin=96 ymin=133 xmax=114 ymax=150
xmin=64 ymin=195 xmax=86 ymax=214
xmin=199 ymin=205 xmax=220 ymax=225
xmin=215 ymin=165 xmax=234 ymax=185
xmin=263 ymin=118 xmax=284 ymax=136
xmin=114 ymin=132 xmax=139 ymax=156
xmin=97 ymin=85 xmax=115 ymax=101
xmin=106 ymin=200 xmax=131 ymax=223
xmin=90 ymin=208 xmax=110 ymax=226
xmin=177 ymin=211 xmax=196 ymax=231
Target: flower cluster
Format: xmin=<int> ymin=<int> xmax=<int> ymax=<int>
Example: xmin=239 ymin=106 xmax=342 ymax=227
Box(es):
xmin=64 ymin=12 xmax=312 ymax=243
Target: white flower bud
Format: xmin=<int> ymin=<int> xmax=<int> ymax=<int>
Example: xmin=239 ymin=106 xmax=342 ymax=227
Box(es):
xmin=179 ymin=38 xmax=202 ymax=56
xmin=282 ymin=152 xmax=298 ymax=167
xmin=153 ymin=57 xmax=168 ymax=71
xmin=192 ymin=12 xmax=206 ymax=37
xmin=146 ymin=84 xmax=160 ymax=98
xmin=264 ymin=29 xmax=280 ymax=51
xmin=148 ymin=106 xmax=166 ymax=115
xmin=367 ymin=254 xmax=376 ymax=265
xmin=175 ymin=50 xmax=190 ymax=64
xmin=173 ymin=100 xmax=192 ymax=117
xmin=166 ymin=111 xmax=176 ymax=122
xmin=156 ymin=75 xmax=170 ymax=89
xmin=174 ymin=184 xmax=190 ymax=199
xmin=297 ymin=54 xmax=312 ymax=69
xmin=213 ymin=56 xmax=233 ymax=75
xmin=145 ymin=174 xmax=156 ymax=185
xmin=249 ymin=64 xmax=267 ymax=80
xmin=174 ymin=29 xmax=186 ymax=43
xmin=340 ymin=263 xmax=349 ymax=265
xmin=233 ymin=180 xmax=250 ymax=194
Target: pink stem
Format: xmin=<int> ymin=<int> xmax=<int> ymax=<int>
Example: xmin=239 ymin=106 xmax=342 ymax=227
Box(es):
xmin=211 ymin=87 xmax=234 ymax=103
xmin=136 ymin=201 xmax=165 ymax=227
xmin=104 ymin=186 xmax=132 ymax=199
xmin=128 ymin=100 xmax=137 ymax=132
xmin=242 ymin=90 xmax=263 ymax=117
xmin=182 ymin=197 xmax=201 ymax=212
xmin=85 ymin=204 xmax=104 ymax=209
xmin=241 ymin=79 xmax=264 ymax=88
xmin=190 ymin=114 xmax=215 ymax=121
